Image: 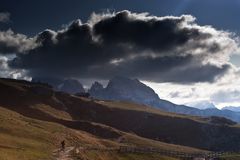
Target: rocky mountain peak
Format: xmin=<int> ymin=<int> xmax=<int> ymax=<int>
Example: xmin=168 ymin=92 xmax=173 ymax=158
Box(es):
xmin=186 ymin=101 xmax=217 ymax=110
xmin=58 ymin=79 xmax=85 ymax=94
xmin=90 ymin=81 xmax=104 ymax=91
xmin=90 ymin=76 xmax=160 ymax=104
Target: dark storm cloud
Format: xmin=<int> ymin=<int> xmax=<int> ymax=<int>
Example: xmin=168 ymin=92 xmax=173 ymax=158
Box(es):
xmin=7 ymin=10 xmax=239 ymax=83
xmin=93 ymin=11 xmax=208 ymax=53
xmin=89 ymin=55 xmax=230 ymax=83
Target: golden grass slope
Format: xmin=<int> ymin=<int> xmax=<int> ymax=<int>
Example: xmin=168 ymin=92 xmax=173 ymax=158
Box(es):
xmin=0 ymin=105 xmax=206 ymax=160
xmin=0 ymin=78 xmax=239 ymax=159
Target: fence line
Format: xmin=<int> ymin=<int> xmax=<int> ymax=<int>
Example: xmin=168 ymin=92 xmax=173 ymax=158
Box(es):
xmin=76 ymin=146 xmax=235 ymax=159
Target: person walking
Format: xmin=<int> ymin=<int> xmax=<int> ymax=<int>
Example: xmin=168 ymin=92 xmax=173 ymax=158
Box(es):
xmin=61 ymin=140 xmax=65 ymax=151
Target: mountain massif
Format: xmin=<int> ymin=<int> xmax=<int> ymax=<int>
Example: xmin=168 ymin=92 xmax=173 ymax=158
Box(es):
xmin=33 ymin=76 xmax=240 ymax=123
xmin=89 ymin=76 xmax=240 ymax=123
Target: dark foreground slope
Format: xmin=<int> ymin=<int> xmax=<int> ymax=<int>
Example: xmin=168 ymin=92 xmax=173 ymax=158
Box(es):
xmin=0 ymin=78 xmax=240 ymax=159
xmin=0 ymin=79 xmax=201 ymax=160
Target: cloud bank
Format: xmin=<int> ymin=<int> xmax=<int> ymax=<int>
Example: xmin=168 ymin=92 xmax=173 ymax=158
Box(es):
xmin=0 ymin=10 xmax=238 ymax=83
xmin=0 ymin=55 xmax=29 ymax=80
xmin=0 ymin=29 xmax=38 ymax=54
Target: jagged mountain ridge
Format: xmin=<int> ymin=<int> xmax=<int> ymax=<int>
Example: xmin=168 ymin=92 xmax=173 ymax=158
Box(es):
xmin=186 ymin=101 xmax=217 ymax=110
xmin=58 ymin=79 xmax=85 ymax=94
xmin=33 ymin=76 xmax=240 ymax=122
xmin=32 ymin=77 xmax=85 ymax=94
xmin=90 ymin=76 xmax=160 ymax=104
xmin=89 ymin=76 xmax=240 ymax=122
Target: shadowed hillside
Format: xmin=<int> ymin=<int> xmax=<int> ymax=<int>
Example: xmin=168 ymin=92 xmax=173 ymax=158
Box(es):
xmin=0 ymin=78 xmax=240 ymax=159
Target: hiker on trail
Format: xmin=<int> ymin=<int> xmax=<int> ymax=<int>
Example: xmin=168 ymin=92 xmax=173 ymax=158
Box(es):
xmin=61 ymin=140 xmax=65 ymax=151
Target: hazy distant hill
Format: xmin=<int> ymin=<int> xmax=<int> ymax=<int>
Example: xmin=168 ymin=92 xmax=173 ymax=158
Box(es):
xmin=32 ymin=77 xmax=85 ymax=94
xmin=186 ymin=101 xmax=217 ymax=110
xmin=222 ymin=106 xmax=240 ymax=112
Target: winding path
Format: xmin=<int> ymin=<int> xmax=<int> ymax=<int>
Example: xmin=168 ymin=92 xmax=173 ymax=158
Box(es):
xmin=53 ymin=147 xmax=75 ymax=160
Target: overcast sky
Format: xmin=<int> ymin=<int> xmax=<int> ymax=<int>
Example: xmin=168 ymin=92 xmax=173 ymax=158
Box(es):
xmin=1 ymin=0 xmax=240 ymax=108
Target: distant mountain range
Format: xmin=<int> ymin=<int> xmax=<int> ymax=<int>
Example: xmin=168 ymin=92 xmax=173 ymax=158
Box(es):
xmin=222 ymin=106 xmax=240 ymax=112
xmin=32 ymin=77 xmax=85 ymax=94
xmin=186 ymin=101 xmax=216 ymax=110
xmin=88 ymin=76 xmax=240 ymax=122
xmin=33 ymin=76 xmax=240 ymax=122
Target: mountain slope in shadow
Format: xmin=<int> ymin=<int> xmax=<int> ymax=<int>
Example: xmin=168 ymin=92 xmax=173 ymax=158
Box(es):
xmin=0 ymin=78 xmax=240 ymax=152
